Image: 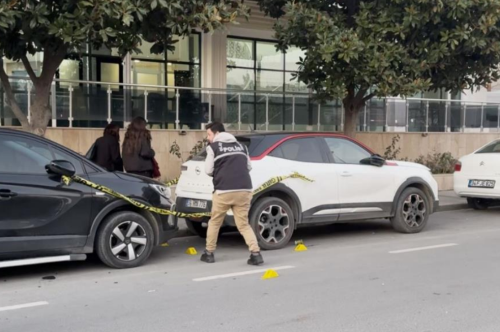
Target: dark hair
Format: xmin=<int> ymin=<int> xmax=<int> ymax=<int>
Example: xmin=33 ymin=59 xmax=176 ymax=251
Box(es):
xmin=206 ymin=122 xmax=225 ymax=133
xmin=123 ymin=117 xmax=151 ymax=154
xmin=103 ymin=123 xmax=120 ymax=141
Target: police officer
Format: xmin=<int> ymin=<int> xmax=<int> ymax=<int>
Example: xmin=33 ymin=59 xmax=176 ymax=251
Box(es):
xmin=200 ymin=122 xmax=264 ymax=266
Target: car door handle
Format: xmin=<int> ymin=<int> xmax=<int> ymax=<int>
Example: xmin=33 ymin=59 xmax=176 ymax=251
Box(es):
xmin=0 ymin=189 xmax=17 ymax=198
xmin=341 ymin=172 xmax=352 ymax=177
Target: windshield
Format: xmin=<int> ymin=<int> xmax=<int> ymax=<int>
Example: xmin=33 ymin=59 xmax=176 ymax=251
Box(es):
xmin=476 ymin=140 xmax=500 ymax=154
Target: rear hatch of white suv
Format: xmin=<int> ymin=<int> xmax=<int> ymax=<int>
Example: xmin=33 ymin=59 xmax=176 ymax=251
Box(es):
xmin=174 ymin=134 xmax=269 ymax=215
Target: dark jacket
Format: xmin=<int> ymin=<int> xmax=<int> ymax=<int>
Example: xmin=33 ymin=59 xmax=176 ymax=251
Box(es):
xmin=123 ymin=138 xmax=155 ymax=172
xmin=93 ymin=134 xmax=123 ymax=172
xmin=205 ymin=132 xmax=252 ymax=193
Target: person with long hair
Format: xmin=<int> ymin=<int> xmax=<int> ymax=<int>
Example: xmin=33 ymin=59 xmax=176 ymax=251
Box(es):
xmin=122 ymin=116 xmax=156 ymax=178
xmin=91 ymin=123 xmax=123 ymax=172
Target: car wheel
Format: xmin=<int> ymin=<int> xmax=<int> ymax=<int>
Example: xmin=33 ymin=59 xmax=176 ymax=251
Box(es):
xmin=96 ymin=212 xmax=154 ymax=269
xmin=467 ymin=198 xmax=490 ymax=210
xmin=185 ymin=218 xmax=208 ymax=238
xmin=390 ymin=188 xmax=429 ymax=234
xmin=249 ymin=197 xmax=295 ymax=250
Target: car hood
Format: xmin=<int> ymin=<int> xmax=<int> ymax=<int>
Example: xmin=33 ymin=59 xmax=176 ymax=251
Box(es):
xmin=114 ymin=172 xmax=163 ymax=185
xmin=392 ymin=160 xmax=430 ymax=171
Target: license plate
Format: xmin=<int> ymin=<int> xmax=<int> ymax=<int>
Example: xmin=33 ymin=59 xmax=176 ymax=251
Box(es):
xmin=186 ymin=199 xmax=208 ymax=209
xmin=468 ymin=180 xmax=496 ymax=188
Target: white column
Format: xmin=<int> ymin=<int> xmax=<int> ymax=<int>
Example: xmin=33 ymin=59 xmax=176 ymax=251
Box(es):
xmin=201 ymin=32 xmax=227 ymax=122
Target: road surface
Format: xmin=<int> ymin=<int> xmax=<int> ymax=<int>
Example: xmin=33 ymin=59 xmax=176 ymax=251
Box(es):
xmin=1 ymin=208 xmax=499 ymax=332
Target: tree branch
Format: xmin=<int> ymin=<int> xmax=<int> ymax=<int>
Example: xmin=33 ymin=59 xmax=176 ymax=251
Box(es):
xmin=362 ymin=92 xmax=376 ymax=103
xmin=0 ymin=62 xmax=29 ymax=127
xmin=39 ymin=44 xmax=67 ymax=85
xmin=21 ymin=54 xmax=38 ymax=84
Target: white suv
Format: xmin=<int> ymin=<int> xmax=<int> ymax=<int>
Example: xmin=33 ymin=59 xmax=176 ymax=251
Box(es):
xmin=175 ymin=133 xmax=439 ymax=250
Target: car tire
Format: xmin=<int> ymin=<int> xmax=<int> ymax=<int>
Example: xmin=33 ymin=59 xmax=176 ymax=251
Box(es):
xmin=390 ymin=188 xmax=429 ymax=234
xmin=185 ymin=218 xmax=208 ymax=238
xmin=96 ymin=211 xmax=154 ymax=269
xmin=467 ymin=198 xmax=490 ymax=210
xmin=249 ymin=197 xmax=295 ymax=250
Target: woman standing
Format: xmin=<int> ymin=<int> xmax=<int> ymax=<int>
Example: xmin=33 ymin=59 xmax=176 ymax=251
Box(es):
xmin=122 ymin=117 xmax=156 ymax=178
xmin=91 ymin=123 xmax=123 ymax=172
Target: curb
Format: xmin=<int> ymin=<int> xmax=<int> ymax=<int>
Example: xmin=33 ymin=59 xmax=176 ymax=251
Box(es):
xmin=437 ymin=203 xmax=469 ymax=212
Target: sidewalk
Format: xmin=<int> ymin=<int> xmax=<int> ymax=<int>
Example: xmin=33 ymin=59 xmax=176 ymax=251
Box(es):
xmin=438 ymin=190 xmax=469 ymax=212
xmin=174 ymin=190 xmax=468 ymax=238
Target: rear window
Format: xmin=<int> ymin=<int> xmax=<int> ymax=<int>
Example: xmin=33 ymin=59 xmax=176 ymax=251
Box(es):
xmin=190 ymin=136 xmax=264 ymax=161
xmin=476 ymin=140 xmax=500 ymax=154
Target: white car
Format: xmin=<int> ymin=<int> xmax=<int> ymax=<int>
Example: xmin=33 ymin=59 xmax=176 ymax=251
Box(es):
xmin=454 ymin=139 xmax=500 ymax=210
xmin=175 ymin=133 xmax=439 ymax=249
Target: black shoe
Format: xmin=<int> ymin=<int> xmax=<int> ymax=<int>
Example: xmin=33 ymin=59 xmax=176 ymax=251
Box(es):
xmin=247 ymin=252 xmax=264 ymax=266
xmin=201 ymin=251 xmax=215 ymax=263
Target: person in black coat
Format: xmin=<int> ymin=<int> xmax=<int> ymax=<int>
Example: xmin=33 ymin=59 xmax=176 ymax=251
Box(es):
xmin=122 ymin=116 xmax=156 ymax=178
xmin=91 ymin=123 xmax=123 ymax=172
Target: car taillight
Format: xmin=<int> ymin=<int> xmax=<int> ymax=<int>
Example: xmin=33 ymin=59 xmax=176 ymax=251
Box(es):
xmin=181 ymin=165 xmax=188 ymax=171
xmin=454 ymin=162 xmax=462 ymax=172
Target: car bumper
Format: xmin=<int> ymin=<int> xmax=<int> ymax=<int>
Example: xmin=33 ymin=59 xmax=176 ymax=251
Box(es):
xmin=155 ymin=214 xmax=178 ymax=244
xmin=174 ymin=197 xmax=235 ymax=226
xmin=454 ymin=173 xmax=500 ymax=199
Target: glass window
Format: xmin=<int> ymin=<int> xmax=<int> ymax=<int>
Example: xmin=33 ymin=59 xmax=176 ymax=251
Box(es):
xmin=324 ymin=137 xmax=371 ymax=164
xmin=167 ymin=35 xmax=200 ymax=63
xmin=285 ymin=46 xmax=305 ymax=71
xmin=257 ymin=41 xmax=283 ymax=70
xmin=2 ymin=53 xmax=44 ymax=76
xmin=0 ymin=135 xmax=53 ymax=174
xmin=134 ymin=40 xmax=165 ymax=60
xmin=257 ymin=70 xmax=284 ymax=92
xmin=227 ymin=39 xmax=254 ymax=68
xmin=227 ymin=68 xmax=255 ymax=90
xmin=168 ymin=63 xmax=200 ymax=88
xmin=52 ymin=148 xmax=85 ymax=174
xmin=0 ymin=134 xmax=86 ymax=175
xmin=285 ymin=72 xmax=307 ymax=92
xmin=59 ymin=59 xmax=81 ymax=87
xmin=270 ymin=138 xmax=324 ymax=163
xmin=132 ymin=61 xmax=165 ymax=89
xmin=476 ymin=140 xmax=500 ymax=153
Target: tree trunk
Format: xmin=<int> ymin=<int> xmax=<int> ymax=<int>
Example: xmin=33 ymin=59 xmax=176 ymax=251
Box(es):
xmin=342 ymin=95 xmax=364 ymax=138
xmin=343 ymin=107 xmax=359 ymax=138
xmin=29 ymin=80 xmax=53 ymax=136
xmin=0 ymin=45 xmax=67 ymax=136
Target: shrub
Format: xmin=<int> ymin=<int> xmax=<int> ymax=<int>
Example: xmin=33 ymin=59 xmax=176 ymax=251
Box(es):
xmin=414 ymin=152 xmax=457 ymax=174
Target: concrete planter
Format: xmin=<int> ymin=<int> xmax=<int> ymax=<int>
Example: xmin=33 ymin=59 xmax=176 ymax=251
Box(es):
xmin=433 ymin=174 xmax=454 ymax=191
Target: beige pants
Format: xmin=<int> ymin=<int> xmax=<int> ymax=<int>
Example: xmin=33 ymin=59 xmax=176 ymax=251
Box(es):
xmin=206 ymin=191 xmax=260 ymax=253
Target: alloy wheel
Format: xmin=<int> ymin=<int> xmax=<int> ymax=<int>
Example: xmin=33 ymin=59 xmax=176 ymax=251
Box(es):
xmin=258 ymin=205 xmax=290 ymax=244
xmin=109 ymin=221 xmax=148 ymax=261
xmin=402 ymin=194 xmax=426 ymax=228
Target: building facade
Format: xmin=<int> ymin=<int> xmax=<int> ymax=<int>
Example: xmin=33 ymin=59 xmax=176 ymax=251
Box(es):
xmin=1 ymin=1 xmax=500 ymax=133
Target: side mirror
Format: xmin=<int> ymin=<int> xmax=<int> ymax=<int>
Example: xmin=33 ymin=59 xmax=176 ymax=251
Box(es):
xmin=360 ymin=155 xmax=386 ymax=167
xmin=45 ymin=160 xmax=76 ymax=177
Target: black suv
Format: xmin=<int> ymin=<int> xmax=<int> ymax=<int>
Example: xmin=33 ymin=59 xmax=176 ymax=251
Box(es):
xmin=0 ymin=129 xmax=177 ymax=269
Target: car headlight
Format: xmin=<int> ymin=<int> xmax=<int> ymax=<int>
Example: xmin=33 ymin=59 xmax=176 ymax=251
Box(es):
xmin=150 ymin=184 xmax=171 ymax=199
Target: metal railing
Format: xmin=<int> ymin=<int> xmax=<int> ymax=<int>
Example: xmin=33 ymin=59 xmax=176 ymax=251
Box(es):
xmin=1 ymin=76 xmax=500 ymax=133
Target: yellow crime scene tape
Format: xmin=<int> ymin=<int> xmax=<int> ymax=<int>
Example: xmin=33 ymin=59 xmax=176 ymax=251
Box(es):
xmin=61 ymin=172 xmax=313 ymax=219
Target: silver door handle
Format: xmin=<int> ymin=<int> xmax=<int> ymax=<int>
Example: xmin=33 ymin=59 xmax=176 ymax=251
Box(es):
xmin=341 ymin=172 xmax=352 ymax=177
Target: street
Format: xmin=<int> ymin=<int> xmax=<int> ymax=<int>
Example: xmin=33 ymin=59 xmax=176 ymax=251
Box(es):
xmin=1 ymin=208 xmax=500 ymax=332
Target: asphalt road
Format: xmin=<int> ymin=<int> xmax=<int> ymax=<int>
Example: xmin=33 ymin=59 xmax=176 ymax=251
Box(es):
xmin=1 ymin=208 xmax=500 ymax=332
